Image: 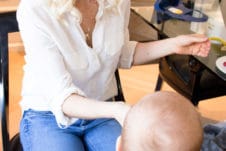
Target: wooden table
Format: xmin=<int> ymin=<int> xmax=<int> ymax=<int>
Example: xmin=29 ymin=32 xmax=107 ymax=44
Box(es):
xmin=131 ymin=0 xmax=155 ymax=6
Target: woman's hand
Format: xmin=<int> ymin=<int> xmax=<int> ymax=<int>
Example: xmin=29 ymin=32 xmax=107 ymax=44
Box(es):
xmin=114 ymin=101 xmax=131 ymax=126
xmin=133 ymin=34 xmax=211 ymax=66
xmin=173 ymin=34 xmax=211 ymax=57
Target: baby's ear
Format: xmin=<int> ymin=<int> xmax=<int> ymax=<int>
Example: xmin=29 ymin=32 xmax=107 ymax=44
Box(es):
xmin=116 ymin=136 xmax=122 ymax=151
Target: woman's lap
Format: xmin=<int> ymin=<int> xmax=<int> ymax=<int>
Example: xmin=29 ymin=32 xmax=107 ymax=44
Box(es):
xmin=84 ymin=119 xmax=122 ymax=151
xmin=20 ymin=109 xmax=121 ymax=151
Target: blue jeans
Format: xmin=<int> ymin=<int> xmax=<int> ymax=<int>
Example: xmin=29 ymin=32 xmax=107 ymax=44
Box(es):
xmin=20 ymin=109 xmax=121 ymax=151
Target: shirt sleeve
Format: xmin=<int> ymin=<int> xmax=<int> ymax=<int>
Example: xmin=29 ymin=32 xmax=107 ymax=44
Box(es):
xmin=118 ymin=0 xmax=138 ymax=69
xmin=17 ymin=1 xmax=85 ymax=128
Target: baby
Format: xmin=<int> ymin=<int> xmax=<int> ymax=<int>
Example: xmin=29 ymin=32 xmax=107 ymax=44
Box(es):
xmin=116 ymin=91 xmax=203 ymax=151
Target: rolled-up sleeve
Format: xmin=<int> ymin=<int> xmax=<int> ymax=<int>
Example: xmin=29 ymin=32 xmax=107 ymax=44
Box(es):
xmin=118 ymin=1 xmax=138 ymax=69
xmin=48 ymin=79 xmax=86 ymax=128
xmin=119 ymin=37 xmax=137 ymax=68
xmin=17 ymin=2 xmax=85 ymax=128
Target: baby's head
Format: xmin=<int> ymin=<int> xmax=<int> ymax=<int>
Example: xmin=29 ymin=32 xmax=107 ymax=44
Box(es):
xmin=117 ymin=91 xmax=203 ymax=151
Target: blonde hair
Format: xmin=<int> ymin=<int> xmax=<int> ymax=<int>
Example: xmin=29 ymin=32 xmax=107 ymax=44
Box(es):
xmin=41 ymin=0 xmax=122 ymax=23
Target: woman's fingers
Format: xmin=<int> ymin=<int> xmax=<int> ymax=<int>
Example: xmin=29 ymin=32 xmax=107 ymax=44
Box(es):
xmin=187 ymin=41 xmax=210 ymax=57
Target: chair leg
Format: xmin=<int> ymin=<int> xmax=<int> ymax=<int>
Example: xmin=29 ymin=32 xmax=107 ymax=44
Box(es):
xmin=155 ymin=75 xmax=163 ymax=91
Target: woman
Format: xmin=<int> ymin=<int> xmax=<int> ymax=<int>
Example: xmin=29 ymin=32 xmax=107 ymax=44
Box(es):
xmin=17 ymin=0 xmax=210 ymax=150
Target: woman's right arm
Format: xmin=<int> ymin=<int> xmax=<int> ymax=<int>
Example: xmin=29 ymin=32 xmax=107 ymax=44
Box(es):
xmin=62 ymin=94 xmax=130 ymax=126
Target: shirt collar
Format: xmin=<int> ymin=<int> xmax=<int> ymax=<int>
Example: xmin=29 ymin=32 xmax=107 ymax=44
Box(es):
xmin=98 ymin=0 xmax=122 ymax=18
xmin=69 ymin=0 xmax=122 ymax=25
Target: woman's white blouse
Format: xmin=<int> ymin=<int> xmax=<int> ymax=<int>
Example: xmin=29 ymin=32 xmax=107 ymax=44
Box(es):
xmin=17 ymin=0 xmax=137 ymax=127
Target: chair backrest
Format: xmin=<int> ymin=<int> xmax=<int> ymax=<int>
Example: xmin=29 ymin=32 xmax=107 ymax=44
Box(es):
xmin=0 ymin=11 xmax=19 ymax=151
xmin=114 ymin=69 xmax=125 ymax=102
